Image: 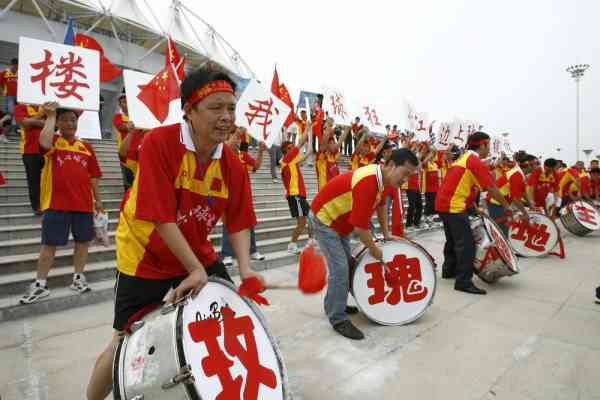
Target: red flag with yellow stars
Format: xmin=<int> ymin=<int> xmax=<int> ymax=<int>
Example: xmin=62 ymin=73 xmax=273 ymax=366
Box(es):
xmin=166 ymin=36 xmax=185 ymax=81
xmin=278 ymin=83 xmax=295 ymax=128
xmin=137 ymin=65 xmax=180 ymax=123
xmin=74 ymin=33 xmax=122 ymax=82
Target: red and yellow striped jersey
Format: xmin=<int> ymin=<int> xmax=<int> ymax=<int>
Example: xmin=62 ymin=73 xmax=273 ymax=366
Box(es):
xmin=527 ymin=167 xmax=558 ymax=206
xmin=122 ymin=132 xmax=144 ymax=175
xmin=316 ymin=150 xmax=340 ymax=190
xmin=40 ymin=134 xmax=102 ymax=212
xmin=435 ymin=151 xmax=494 ymax=213
xmin=487 ymin=166 xmax=525 ymax=205
xmin=280 ymin=146 xmax=306 ymax=197
xmin=311 ymin=164 xmax=384 ymax=236
xmin=116 ymin=123 xmax=256 ymax=279
xmin=350 ymin=151 xmax=374 ymax=171
xmin=15 ymin=104 xmax=43 ymax=155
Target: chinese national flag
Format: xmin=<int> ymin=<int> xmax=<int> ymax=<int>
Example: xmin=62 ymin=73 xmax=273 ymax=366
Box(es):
xmin=74 ymin=33 xmax=122 ymax=82
xmin=278 ymin=83 xmax=295 ymax=128
xmin=137 ymin=64 xmax=180 ymax=123
xmin=166 ymin=36 xmax=185 ymax=81
xmin=270 ymin=67 xmax=294 ymax=128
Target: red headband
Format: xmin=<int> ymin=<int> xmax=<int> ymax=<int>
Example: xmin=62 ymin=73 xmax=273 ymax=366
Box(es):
xmin=184 ymin=80 xmax=234 ymax=110
xmin=468 ymin=138 xmax=489 ymax=147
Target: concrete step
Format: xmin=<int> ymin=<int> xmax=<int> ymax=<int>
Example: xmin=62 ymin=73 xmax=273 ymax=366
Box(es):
xmin=0 ymin=213 xmax=295 ymax=244
xmin=0 ymin=223 xmax=308 ymax=274
xmin=0 ymin=187 xmax=125 ymax=203
xmin=0 ymin=234 xmax=310 ymax=299
xmin=0 ymin=248 xmax=308 ymax=322
xmin=0 ymin=205 xmax=292 ymax=228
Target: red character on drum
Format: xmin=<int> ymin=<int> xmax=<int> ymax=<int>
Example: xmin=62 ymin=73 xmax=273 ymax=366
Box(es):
xmin=435 ymin=132 xmax=518 ymax=295
xmin=87 ymin=68 xmax=266 ymax=400
xmin=310 ymin=149 xmax=419 ymax=340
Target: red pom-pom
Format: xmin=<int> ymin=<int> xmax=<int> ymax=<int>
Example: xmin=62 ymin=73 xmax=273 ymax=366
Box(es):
xmin=298 ymin=242 xmax=327 ymax=294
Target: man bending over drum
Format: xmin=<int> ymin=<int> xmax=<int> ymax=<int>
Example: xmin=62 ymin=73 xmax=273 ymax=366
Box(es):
xmin=86 ymin=68 xmax=265 ymax=400
xmin=435 ymin=132 xmax=518 ymax=295
xmin=310 ymin=149 xmax=419 ymax=340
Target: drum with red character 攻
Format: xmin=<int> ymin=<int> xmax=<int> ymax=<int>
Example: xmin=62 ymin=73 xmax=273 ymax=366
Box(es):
xmin=559 ymin=200 xmax=600 ymax=236
xmin=350 ymin=239 xmax=437 ymax=326
xmin=508 ymin=212 xmax=560 ymax=257
xmin=113 ymin=277 xmax=289 ymax=400
xmin=471 ymin=214 xmax=519 ymax=283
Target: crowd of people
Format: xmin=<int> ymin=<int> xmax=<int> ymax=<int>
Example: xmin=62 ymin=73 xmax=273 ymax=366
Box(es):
xmin=2 ymin=60 xmax=600 ymax=399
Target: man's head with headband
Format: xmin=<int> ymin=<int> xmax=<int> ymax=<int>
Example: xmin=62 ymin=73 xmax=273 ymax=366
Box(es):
xmin=180 ymin=68 xmax=237 ymax=148
xmin=467 ymin=131 xmax=491 ymax=158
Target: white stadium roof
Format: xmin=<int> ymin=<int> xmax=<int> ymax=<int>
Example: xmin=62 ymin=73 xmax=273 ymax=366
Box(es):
xmin=0 ymin=0 xmax=255 ymax=79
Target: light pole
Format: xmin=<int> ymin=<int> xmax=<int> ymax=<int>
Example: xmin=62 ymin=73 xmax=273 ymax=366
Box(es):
xmin=556 ymin=147 xmax=561 ymax=159
xmin=583 ymin=149 xmax=593 ymax=166
xmin=566 ymin=64 xmax=590 ymax=163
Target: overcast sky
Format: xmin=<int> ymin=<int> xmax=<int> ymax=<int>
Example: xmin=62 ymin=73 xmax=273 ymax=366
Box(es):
xmin=194 ymin=0 xmax=597 ymax=164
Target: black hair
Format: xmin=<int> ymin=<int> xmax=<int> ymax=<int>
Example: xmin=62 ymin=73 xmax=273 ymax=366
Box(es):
xmin=590 ymin=168 xmax=600 ymax=174
xmin=466 ymin=131 xmax=490 ymax=150
xmin=180 ymin=67 xmax=236 ymax=109
xmin=544 ymin=158 xmax=558 ymax=168
xmin=514 ymin=151 xmax=529 ymax=164
xmin=240 ymin=142 xmax=249 ymax=152
xmin=10 ymin=58 xmax=18 ymax=65
xmin=355 ymin=116 xmax=360 ymax=121
xmin=281 ymin=140 xmax=293 ymax=154
xmin=386 ymin=148 xmax=419 ymax=167
xmin=56 ymin=108 xmax=79 ymax=119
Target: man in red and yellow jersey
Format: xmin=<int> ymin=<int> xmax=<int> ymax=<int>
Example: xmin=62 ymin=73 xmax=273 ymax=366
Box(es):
xmin=590 ymin=167 xmax=600 ymax=200
xmin=557 ymin=164 xmax=581 ymax=207
xmin=15 ymin=103 xmax=46 ymax=214
xmin=486 ymin=154 xmax=529 ymax=237
xmin=0 ymin=58 xmax=18 ymax=128
xmin=311 ymin=149 xmax=419 ymax=340
xmin=280 ymin=131 xmax=312 ymax=254
xmin=117 ymin=128 xmax=146 ymax=177
xmin=20 ymin=103 xmax=103 ymax=306
xmin=421 ymin=145 xmax=442 ymax=224
xmin=435 ymin=132 xmax=514 ymax=295
xmin=350 ymin=129 xmax=386 ymax=171
xmin=573 ymin=161 xmax=592 ymax=200
xmin=316 ymin=119 xmax=350 ymax=189
xmin=87 ymin=69 xmax=266 ymax=400
xmin=527 ymin=158 xmax=560 ymax=215
xmin=112 ymin=91 xmax=137 ymax=190
xmin=221 ymin=127 xmax=266 ymax=266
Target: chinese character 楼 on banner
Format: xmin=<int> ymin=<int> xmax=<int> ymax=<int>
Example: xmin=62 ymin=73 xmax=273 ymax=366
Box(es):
xmin=18 ymin=36 xmax=100 ymax=111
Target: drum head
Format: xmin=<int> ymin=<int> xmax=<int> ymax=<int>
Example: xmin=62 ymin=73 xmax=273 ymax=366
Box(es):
xmin=481 ymin=215 xmax=519 ymax=272
xmin=179 ymin=278 xmax=288 ymax=400
xmin=351 ymin=240 xmax=437 ymax=326
xmin=571 ymin=201 xmax=600 ymax=231
xmin=508 ymin=212 xmax=559 ymax=257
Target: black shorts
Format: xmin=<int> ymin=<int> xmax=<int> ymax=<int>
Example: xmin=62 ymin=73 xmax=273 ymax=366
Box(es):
xmin=113 ymin=261 xmax=233 ymax=331
xmin=287 ymin=195 xmax=310 ymax=218
xmin=41 ymin=210 xmax=94 ymax=246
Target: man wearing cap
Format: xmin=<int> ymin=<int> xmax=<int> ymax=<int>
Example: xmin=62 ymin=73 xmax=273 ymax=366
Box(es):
xmin=19 ymin=102 xmax=103 ymax=304
xmin=436 ymin=132 xmax=516 ymax=295
xmin=113 ymin=90 xmax=136 ymax=190
xmin=86 ymin=68 xmax=265 ymax=400
xmin=311 ymin=149 xmax=419 ymax=340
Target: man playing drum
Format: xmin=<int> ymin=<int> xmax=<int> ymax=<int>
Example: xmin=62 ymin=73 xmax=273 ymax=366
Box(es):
xmin=527 ymin=158 xmax=560 ymax=216
xmin=86 ymin=68 xmax=265 ymax=400
xmin=435 ymin=132 xmax=519 ymax=295
xmin=310 ymin=149 xmax=419 ymax=340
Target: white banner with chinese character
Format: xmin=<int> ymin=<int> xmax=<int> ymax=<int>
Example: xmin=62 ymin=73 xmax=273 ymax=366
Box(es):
xmin=76 ymin=111 xmax=102 ymax=140
xmin=359 ymin=104 xmax=386 ymax=135
xmin=17 ymin=36 xmax=100 ymax=111
xmin=449 ymin=119 xmax=467 ymax=147
xmin=123 ymin=69 xmax=184 ymax=130
xmin=322 ymin=86 xmax=352 ymax=125
xmin=235 ymin=80 xmax=291 ymax=148
xmin=501 ymin=134 xmax=514 ymax=156
xmin=436 ymin=122 xmax=452 ymax=150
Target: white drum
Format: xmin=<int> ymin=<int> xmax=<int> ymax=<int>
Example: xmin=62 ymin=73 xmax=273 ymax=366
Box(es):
xmin=350 ymin=239 xmax=437 ymax=326
xmin=508 ymin=212 xmax=560 ymax=257
xmin=113 ymin=277 xmax=288 ymax=400
xmin=560 ymin=200 xmax=600 ymax=236
xmin=471 ymin=214 xmax=519 ymax=283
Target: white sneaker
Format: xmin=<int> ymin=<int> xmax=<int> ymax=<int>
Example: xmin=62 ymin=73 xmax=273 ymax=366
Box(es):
xmin=0 ymin=136 xmax=8 ymax=143
xmin=272 ymin=178 xmax=279 ymax=183
xmin=19 ymin=281 xmax=50 ymax=304
xmin=251 ymin=252 xmax=265 ymax=261
xmin=223 ymin=256 xmax=233 ymax=266
xmin=287 ymin=242 xmax=300 ymax=255
xmin=70 ymin=276 xmax=91 ymax=294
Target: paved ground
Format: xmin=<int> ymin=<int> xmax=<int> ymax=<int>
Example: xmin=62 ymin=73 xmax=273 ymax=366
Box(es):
xmin=1 ymin=228 xmax=599 ymax=400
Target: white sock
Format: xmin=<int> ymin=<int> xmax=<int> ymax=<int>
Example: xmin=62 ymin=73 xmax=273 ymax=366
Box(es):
xmin=36 ymin=279 xmax=47 ymax=287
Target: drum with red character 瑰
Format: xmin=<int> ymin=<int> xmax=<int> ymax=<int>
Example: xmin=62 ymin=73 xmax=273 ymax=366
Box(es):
xmin=350 ymin=239 xmax=437 ymax=326
xmin=113 ymin=277 xmax=288 ymax=400
xmin=471 ymin=214 xmax=519 ymax=283
xmin=560 ymin=200 xmax=600 ymax=236
xmin=508 ymin=212 xmax=560 ymax=257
